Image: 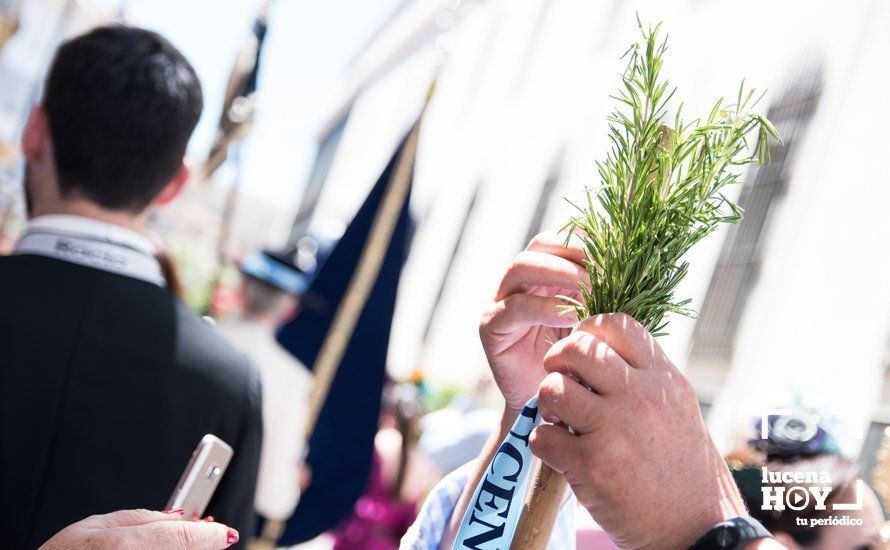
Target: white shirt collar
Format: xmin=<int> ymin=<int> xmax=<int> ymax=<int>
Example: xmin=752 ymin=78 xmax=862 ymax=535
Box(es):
xmin=25 ymin=214 xmax=157 ymax=255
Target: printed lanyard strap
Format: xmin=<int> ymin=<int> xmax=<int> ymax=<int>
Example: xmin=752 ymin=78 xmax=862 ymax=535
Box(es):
xmin=15 ymin=230 xmax=165 ymax=287
xmin=452 ymin=396 xmax=542 ymax=549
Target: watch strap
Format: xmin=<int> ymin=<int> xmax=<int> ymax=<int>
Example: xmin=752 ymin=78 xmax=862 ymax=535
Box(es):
xmin=688 ymin=516 xmax=773 ymax=549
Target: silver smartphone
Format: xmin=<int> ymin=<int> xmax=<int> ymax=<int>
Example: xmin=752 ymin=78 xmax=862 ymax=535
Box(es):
xmin=166 ymin=434 xmax=233 ymax=520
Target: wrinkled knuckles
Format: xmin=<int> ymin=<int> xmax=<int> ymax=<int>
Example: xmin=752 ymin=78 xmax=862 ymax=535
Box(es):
xmin=504 ymin=255 xmax=527 ymax=282
xmin=588 ymin=312 xmax=634 ymax=334
xmin=478 ymin=300 xmax=506 ymax=337
xmin=501 ymin=293 xmax=521 ymax=314
xmin=175 ymin=523 xmax=200 ymax=549
xmin=561 ymin=329 xmax=594 ymax=358
xmin=537 ymin=372 xmax=565 ymax=409
xmin=527 ymin=231 xmax=557 ymax=250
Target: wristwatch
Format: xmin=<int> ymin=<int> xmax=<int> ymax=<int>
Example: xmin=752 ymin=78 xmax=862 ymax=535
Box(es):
xmin=688 ymin=517 xmax=773 ymax=549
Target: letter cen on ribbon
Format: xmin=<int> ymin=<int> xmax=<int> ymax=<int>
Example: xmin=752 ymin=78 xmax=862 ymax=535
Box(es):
xmin=453 ymin=396 xmax=542 ymax=549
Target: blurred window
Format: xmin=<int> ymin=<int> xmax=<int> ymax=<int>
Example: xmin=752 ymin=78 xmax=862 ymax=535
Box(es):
xmin=523 ymin=151 xmax=562 ymax=246
xmin=691 ymin=55 xmax=823 ymax=360
xmin=421 ymin=182 xmax=481 ymax=344
xmin=289 ymin=110 xmax=350 ymax=243
xmin=511 ymin=0 xmax=554 ymax=92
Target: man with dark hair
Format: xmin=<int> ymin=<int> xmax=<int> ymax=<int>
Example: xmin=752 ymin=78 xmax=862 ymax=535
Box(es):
xmin=38 ymin=25 xmax=203 ymax=212
xmin=0 ymin=25 xmax=261 ymax=549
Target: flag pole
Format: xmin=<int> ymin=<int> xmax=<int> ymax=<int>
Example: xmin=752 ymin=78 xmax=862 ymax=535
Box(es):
xmin=253 ymin=77 xmax=437 ymax=550
xmin=263 ymin=8 xmax=455 ymax=548
xmin=204 ymin=0 xmax=270 ymax=315
xmin=301 ymin=78 xmax=436 ymax=439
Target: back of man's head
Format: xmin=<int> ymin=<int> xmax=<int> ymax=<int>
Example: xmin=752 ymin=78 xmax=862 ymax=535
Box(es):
xmin=242 ymin=276 xmax=296 ymax=321
xmin=43 ymin=25 xmax=203 ymax=212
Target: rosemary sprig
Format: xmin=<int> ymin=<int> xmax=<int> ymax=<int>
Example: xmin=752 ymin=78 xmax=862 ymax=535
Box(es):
xmin=563 ymin=17 xmax=781 ymax=336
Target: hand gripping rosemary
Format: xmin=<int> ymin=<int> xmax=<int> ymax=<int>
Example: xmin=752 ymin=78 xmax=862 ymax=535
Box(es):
xmin=452 ymin=16 xmax=779 ymax=550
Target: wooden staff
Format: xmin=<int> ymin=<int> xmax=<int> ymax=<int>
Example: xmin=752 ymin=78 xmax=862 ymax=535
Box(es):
xmin=302 ymin=79 xmax=435 ymax=439
xmin=511 ymin=454 xmax=569 ymax=549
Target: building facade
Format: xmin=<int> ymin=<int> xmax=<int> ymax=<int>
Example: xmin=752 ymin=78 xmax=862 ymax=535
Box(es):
xmin=290 ymin=0 xmax=890 ymax=464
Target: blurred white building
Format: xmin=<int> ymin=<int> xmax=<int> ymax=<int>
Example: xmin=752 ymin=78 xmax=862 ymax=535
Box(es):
xmin=0 ymin=0 xmax=120 ymax=246
xmin=0 ymin=0 xmax=123 ymax=154
xmin=290 ymin=0 xmax=890 ymax=465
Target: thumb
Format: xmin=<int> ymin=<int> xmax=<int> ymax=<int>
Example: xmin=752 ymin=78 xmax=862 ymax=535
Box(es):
xmin=132 ymin=520 xmax=238 ymax=550
xmin=529 ymin=424 xmax=579 ymax=474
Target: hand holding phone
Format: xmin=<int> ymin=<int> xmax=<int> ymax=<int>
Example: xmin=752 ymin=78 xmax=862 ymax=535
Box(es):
xmin=166 ymin=434 xmax=233 ymax=520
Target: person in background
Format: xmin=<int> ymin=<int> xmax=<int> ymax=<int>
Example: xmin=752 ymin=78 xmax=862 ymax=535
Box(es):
xmin=216 ymin=246 xmax=315 ymax=522
xmin=331 ymin=381 xmax=433 ymax=549
xmin=728 ymin=413 xmax=886 ymax=549
xmin=0 ymin=25 xmax=261 ymax=548
xmin=416 ymin=377 xmax=502 ymax=475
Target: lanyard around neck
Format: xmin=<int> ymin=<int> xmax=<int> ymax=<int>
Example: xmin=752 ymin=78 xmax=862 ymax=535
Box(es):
xmin=14 ymin=229 xmax=165 ymax=287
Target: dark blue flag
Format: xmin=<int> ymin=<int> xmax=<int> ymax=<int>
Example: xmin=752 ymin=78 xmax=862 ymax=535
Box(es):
xmin=272 ymin=129 xmax=415 ymax=544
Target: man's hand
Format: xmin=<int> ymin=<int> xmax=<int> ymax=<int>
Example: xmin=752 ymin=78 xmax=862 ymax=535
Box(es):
xmin=40 ymin=509 xmax=239 ymax=550
xmin=440 ymin=232 xmax=585 ymax=547
xmin=479 ymin=231 xmax=586 ymax=414
xmin=531 ymin=313 xmax=748 ymax=549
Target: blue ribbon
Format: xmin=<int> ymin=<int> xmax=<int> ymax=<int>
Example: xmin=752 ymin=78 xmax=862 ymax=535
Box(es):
xmin=452 ymin=397 xmax=542 ymax=550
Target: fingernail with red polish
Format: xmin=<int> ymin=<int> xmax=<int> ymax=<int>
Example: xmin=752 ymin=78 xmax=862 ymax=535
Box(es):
xmin=227 ymin=529 xmax=239 ymax=545
xmin=203 ymin=516 xmax=214 ymax=522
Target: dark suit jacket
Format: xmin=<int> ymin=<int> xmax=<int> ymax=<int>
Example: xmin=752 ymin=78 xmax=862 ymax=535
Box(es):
xmin=0 ymin=255 xmax=262 ymax=549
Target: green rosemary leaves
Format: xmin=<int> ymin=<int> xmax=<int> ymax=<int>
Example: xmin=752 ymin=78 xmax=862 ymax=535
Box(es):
xmin=563 ymin=18 xmax=781 ymax=336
